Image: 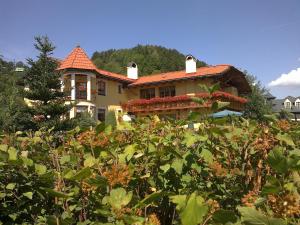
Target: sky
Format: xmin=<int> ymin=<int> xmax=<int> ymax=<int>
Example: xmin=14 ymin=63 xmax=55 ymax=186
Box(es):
xmin=0 ymin=0 xmax=300 ymax=98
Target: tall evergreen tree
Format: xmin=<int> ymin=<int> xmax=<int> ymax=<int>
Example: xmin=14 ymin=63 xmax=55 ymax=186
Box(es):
xmin=24 ymin=36 xmax=71 ymax=130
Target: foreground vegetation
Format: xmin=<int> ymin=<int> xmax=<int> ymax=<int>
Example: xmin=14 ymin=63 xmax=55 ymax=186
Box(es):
xmin=0 ymin=116 xmax=299 ymax=224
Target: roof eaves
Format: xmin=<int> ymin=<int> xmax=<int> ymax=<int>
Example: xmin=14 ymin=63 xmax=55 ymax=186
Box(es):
xmin=128 ymin=71 xmax=228 ymax=87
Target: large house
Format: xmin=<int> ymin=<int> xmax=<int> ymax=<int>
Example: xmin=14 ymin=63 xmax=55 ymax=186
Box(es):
xmin=57 ymin=46 xmax=251 ymax=120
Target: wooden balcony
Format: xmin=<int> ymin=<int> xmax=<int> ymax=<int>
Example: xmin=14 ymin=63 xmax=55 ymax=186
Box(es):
xmin=122 ymin=91 xmax=247 ymax=113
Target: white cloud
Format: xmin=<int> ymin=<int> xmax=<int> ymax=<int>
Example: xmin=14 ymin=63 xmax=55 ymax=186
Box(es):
xmin=269 ymin=68 xmax=300 ymax=87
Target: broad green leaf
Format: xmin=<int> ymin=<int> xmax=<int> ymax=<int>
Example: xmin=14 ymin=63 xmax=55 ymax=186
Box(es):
xmin=0 ymin=144 xmax=8 ymax=152
xmin=95 ymin=122 xmax=106 ymax=134
xmin=171 ymin=159 xmax=184 ymax=174
xmin=23 ymin=192 xmax=33 ymax=199
xmin=69 ymin=167 xmax=92 ymax=181
xmin=35 ymin=164 xmax=47 ymax=175
xmin=134 ymin=191 xmax=164 ymax=208
xmin=200 ymin=149 xmax=214 ymax=164
xmin=84 ymin=155 xmax=96 ymax=167
xmin=6 ymin=183 xmax=16 ymax=190
xmin=276 ymin=133 xmax=294 ymax=146
xmin=0 ymin=151 xmax=8 ymax=161
xmin=180 ymin=193 xmax=208 ymax=225
xmin=22 ymin=157 xmax=33 ymax=166
xmin=160 ymin=164 xmax=170 ymax=173
xmin=267 ymin=147 xmax=288 ymax=173
xmin=191 ymin=97 xmax=205 ymax=105
xmin=8 ymin=147 xmax=17 ymax=161
xmin=170 ymin=195 xmax=187 ymax=210
xmin=40 ymin=187 xmax=70 ymax=198
xmin=108 ymin=188 xmax=132 ymax=210
xmin=238 ymin=207 xmax=287 ymax=225
xmin=212 ymin=210 xmax=237 ymax=224
xmin=183 ymin=132 xmax=198 ymax=147
xmin=124 ymin=144 xmax=137 ymax=161
xmin=60 ymin=155 xmax=70 ymax=165
xmin=216 ymin=101 xmax=230 ymax=110
xmin=261 ymin=184 xmax=281 ymax=195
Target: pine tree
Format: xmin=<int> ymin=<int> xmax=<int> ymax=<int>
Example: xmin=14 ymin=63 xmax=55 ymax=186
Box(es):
xmin=24 ymin=36 xmax=71 ymax=131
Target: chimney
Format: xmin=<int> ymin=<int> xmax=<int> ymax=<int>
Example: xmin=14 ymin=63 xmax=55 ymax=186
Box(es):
xmin=185 ymin=55 xmax=196 ymax=73
xmin=127 ymin=62 xmax=138 ymax=79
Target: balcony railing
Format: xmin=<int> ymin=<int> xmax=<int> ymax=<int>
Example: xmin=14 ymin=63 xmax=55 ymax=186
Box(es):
xmin=122 ymin=91 xmax=247 ymax=113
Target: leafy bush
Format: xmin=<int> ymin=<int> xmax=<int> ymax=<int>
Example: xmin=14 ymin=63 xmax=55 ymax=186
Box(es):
xmin=0 ymin=117 xmax=299 ymax=224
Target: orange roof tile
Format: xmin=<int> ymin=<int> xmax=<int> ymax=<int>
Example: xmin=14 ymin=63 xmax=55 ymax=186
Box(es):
xmin=96 ymin=68 xmax=134 ymax=83
xmin=57 ymin=46 xmax=97 ymax=71
xmin=129 ymin=65 xmax=231 ymax=86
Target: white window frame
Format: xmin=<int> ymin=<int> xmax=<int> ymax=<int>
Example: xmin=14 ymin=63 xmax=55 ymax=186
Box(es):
xmin=284 ymin=99 xmax=292 ymax=109
xmin=295 ymin=99 xmax=300 ymax=108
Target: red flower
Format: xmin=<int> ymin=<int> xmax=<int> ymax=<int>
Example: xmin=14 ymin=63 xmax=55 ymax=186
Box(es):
xmin=123 ymin=91 xmax=247 ymax=109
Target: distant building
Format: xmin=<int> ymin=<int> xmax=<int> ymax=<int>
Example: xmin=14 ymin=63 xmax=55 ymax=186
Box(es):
xmin=15 ymin=67 xmax=25 ymax=72
xmin=271 ymin=96 xmax=300 ymax=121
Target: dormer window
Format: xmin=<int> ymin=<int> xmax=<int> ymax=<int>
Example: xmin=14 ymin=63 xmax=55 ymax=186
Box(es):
xmin=296 ymin=102 xmax=300 ymax=108
xmin=285 ymin=101 xmax=291 ymax=109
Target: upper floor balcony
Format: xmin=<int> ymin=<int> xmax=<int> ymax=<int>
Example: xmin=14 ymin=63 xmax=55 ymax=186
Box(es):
xmin=122 ymin=91 xmax=248 ymax=113
xmin=62 ymin=73 xmax=98 ymax=103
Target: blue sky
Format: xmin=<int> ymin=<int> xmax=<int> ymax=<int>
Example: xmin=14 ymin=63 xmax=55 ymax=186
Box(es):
xmin=1 ymin=0 xmax=300 ymax=97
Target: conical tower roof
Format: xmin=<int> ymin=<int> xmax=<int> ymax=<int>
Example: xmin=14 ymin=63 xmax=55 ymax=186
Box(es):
xmin=57 ymin=46 xmax=97 ymax=71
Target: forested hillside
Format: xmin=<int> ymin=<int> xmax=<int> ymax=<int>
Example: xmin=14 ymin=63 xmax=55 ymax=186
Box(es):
xmin=92 ymin=45 xmax=207 ymax=76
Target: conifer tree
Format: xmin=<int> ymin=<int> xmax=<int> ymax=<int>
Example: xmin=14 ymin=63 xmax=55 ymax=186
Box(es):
xmin=24 ymin=36 xmax=71 ymax=130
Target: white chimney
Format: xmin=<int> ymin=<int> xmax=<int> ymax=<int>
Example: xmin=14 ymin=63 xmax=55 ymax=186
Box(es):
xmin=127 ymin=62 xmax=138 ymax=79
xmin=185 ymin=55 xmax=196 ymax=73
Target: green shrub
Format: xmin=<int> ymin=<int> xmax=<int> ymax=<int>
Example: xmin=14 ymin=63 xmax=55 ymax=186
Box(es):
xmin=0 ymin=117 xmax=299 ymax=224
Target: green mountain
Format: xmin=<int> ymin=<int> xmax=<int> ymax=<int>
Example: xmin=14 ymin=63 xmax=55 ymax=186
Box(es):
xmin=91 ymin=45 xmax=207 ymax=77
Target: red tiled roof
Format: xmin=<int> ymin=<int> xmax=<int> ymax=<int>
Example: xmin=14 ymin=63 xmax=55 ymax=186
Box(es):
xmin=129 ymin=65 xmax=231 ymax=86
xmin=57 ymin=46 xmax=97 ymax=71
xmin=96 ymin=68 xmax=134 ymax=83
xmin=57 ymin=46 xmax=133 ymax=83
xmin=57 ymin=47 xmax=246 ymax=88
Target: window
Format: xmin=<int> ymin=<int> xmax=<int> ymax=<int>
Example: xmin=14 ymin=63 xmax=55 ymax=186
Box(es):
xmin=296 ymin=102 xmax=300 ymax=108
xmin=140 ymin=88 xmax=155 ymax=99
xmin=159 ymin=86 xmax=176 ymax=98
xmin=98 ymin=80 xmax=106 ymax=96
xmin=97 ymin=108 xmax=106 ymax=122
xmin=76 ymin=106 xmax=88 ymax=117
xmin=76 ymin=82 xmax=87 ymax=99
xmin=118 ymin=84 xmax=122 ymax=94
xmin=285 ymin=101 xmax=291 ymax=109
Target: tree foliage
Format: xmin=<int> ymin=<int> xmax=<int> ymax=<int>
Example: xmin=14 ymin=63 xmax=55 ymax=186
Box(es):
xmin=0 ymin=57 xmax=33 ymax=133
xmin=243 ymin=72 xmax=272 ymax=120
xmin=92 ymin=45 xmax=207 ymax=76
xmin=23 ymin=36 xmax=72 ymax=131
